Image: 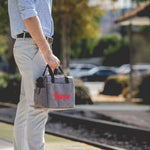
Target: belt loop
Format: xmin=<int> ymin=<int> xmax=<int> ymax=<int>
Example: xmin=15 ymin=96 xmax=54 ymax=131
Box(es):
xmin=23 ymin=32 xmax=26 ymax=40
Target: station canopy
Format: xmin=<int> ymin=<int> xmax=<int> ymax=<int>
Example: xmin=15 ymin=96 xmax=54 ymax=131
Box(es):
xmin=115 ymin=2 xmax=150 ymax=26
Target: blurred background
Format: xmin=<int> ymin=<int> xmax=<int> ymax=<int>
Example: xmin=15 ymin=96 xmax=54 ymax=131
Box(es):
xmin=0 ymin=0 xmax=150 ymax=150
xmin=0 ymin=0 xmax=150 ymax=104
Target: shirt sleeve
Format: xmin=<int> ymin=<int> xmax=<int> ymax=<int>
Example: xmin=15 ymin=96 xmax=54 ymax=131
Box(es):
xmin=17 ymin=0 xmax=37 ymax=19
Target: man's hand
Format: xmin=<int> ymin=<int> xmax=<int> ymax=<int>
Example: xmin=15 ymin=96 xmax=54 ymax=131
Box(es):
xmin=43 ymin=50 xmax=60 ymax=72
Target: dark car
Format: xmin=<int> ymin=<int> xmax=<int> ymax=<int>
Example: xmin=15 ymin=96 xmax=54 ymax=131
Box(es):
xmin=79 ymin=67 xmax=117 ymax=81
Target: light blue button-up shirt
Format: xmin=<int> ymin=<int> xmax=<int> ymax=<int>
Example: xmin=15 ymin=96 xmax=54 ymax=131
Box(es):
xmin=8 ymin=0 xmax=54 ymax=39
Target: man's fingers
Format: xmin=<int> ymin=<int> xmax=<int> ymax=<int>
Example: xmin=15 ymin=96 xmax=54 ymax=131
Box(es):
xmin=51 ymin=67 xmax=54 ymax=73
xmin=47 ymin=54 xmax=60 ymax=71
xmin=55 ymin=61 xmax=60 ymax=69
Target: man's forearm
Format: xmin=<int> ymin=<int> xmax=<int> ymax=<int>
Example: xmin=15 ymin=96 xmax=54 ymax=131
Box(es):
xmin=24 ymin=16 xmax=52 ymax=55
xmin=23 ymin=16 xmax=60 ymax=71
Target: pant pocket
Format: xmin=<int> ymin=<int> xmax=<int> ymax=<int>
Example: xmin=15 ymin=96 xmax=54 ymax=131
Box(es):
xmin=13 ymin=38 xmax=39 ymax=61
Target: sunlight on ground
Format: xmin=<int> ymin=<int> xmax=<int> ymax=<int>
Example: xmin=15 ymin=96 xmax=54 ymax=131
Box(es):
xmin=92 ymin=94 xmax=126 ymax=102
xmin=0 ymin=122 xmax=102 ymax=150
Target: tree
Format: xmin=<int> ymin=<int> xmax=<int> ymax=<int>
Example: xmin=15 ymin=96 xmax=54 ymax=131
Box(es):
xmin=131 ymin=0 xmax=150 ymax=5
xmin=1 ymin=0 xmax=103 ymax=73
xmin=0 ymin=0 xmax=16 ymax=74
xmin=93 ymin=34 xmax=129 ymax=66
xmin=0 ymin=0 xmax=8 ymax=35
xmin=0 ymin=0 xmax=9 ymax=57
xmin=53 ymin=0 xmax=102 ymax=72
xmin=70 ymin=38 xmax=100 ymax=59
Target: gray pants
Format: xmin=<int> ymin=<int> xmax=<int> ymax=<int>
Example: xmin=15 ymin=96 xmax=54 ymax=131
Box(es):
xmin=13 ymin=38 xmax=50 ymax=150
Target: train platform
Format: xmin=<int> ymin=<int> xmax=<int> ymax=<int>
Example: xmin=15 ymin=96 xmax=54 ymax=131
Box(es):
xmin=0 ymin=102 xmax=150 ymax=150
xmin=0 ymin=122 xmax=103 ymax=150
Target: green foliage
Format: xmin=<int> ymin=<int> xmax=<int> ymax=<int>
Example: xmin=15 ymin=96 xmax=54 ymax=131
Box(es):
xmin=102 ymin=75 xmax=129 ymax=96
xmin=0 ymin=72 xmax=8 ymax=88
xmin=131 ymin=0 xmax=150 ymax=4
xmin=108 ymin=75 xmax=130 ymax=88
xmin=93 ymin=34 xmax=129 ymax=66
xmin=0 ymin=35 xmax=7 ymax=58
xmin=52 ymin=0 xmax=103 ymax=63
xmin=102 ymin=75 xmax=142 ymax=100
xmin=74 ymin=78 xmax=93 ymax=104
xmin=0 ymin=72 xmax=21 ymax=89
xmin=71 ymin=38 xmax=100 ymax=58
xmin=103 ymin=35 xmax=121 ymax=56
xmin=94 ymin=34 xmax=122 ymax=56
xmin=0 ymin=0 xmax=102 ymax=61
xmin=71 ymin=34 xmax=130 ymax=62
xmin=53 ymin=0 xmax=102 ymax=43
xmin=0 ymin=0 xmax=9 ymax=35
xmin=139 ymin=25 xmax=150 ymax=32
xmin=0 ymin=72 xmax=21 ymax=104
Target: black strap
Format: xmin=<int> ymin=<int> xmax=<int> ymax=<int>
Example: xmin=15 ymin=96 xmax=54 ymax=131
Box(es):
xmin=17 ymin=32 xmax=31 ymax=38
xmin=42 ymin=65 xmax=54 ymax=83
xmin=58 ymin=66 xmax=69 ymax=83
xmin=43 ymin=64 xmax=69 ymax=83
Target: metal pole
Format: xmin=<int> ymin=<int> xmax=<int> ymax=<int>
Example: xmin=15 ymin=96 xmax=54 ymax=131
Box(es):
xmin=129 ymin=24 xmax=133 ymax=101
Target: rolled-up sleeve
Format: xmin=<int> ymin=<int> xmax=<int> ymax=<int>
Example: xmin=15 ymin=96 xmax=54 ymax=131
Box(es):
xmin=17 ymin=0 xmax=37 ymax=19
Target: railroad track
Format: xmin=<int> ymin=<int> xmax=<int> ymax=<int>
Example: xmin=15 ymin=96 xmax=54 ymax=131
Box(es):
xmin=46 ymin=130 xmax=123 ymax=150
xmin=0 ymin=102 xmax=150 ymax=149
xmin=0 ymin=102 xmax=122 ymax=150
xmin=47 ymin=111 xmax=150 ymax=150
xmin=49 ymin=111 xmax=150 ymax=136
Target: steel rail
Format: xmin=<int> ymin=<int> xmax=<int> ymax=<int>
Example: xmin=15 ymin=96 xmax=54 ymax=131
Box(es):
xmin=50 ymin=111 xmax=150 ymax=136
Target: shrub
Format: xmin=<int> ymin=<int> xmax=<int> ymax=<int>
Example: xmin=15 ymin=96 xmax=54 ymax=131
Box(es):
xmin=0 ymin=72 xmax=8 ymax=88
xmin=0 ymin=72 xmax=21 ymax=104
xmin=138 ymin=75 xmax=150 ymax=104
xmin=102 ymin=75 xmax=142 ymax=100
xmin=122 ymin=77 xmax=141 ymax=99
xmin=102 ymin=75 xmax=129 ymax=96
xmin=74 ymin=78 xmax=93 ymax=104
xmin=93 ymin=34 xmax=129 ymax=66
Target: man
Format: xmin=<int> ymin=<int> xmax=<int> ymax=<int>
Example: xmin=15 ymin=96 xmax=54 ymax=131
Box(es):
xmin=8 ymin=0 xmax=60 ymax=149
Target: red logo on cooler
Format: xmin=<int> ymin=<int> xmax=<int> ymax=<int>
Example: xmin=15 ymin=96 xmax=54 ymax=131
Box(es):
xmin=53 ymin=91 xmax=70 ymax=101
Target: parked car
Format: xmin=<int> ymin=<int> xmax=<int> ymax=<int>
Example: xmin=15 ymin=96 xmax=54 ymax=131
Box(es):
xmin=79 ymin=66 xmax=117 ymax=81
xmin=117 ymin=64 xmax=150 ymax=77
xmin=116 ymin=64 xmax=130 ymax=75
xmin=70 ymin=63 xmax=97 ymax=77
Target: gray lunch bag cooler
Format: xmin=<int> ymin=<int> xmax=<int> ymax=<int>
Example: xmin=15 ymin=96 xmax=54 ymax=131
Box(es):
xmin=34 ymin=65 xmax=75 ymax=110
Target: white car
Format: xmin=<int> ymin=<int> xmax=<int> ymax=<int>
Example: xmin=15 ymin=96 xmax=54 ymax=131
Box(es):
xmin=70 ymin=64 xmax=97 ymax=77
xmin=117 ymin=64 xmax=150 ymax=77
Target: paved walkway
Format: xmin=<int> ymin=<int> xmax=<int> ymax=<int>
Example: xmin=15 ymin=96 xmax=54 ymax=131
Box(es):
xmin=0 ymin=102 xmax=150 ymax=149
xmin=0 ymin=122 xmax=102 ymax=150
xmin=0 ymin=138 xmax=13 ymax=150
xmin=84 ymin=82 xmax=104 ymax=95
